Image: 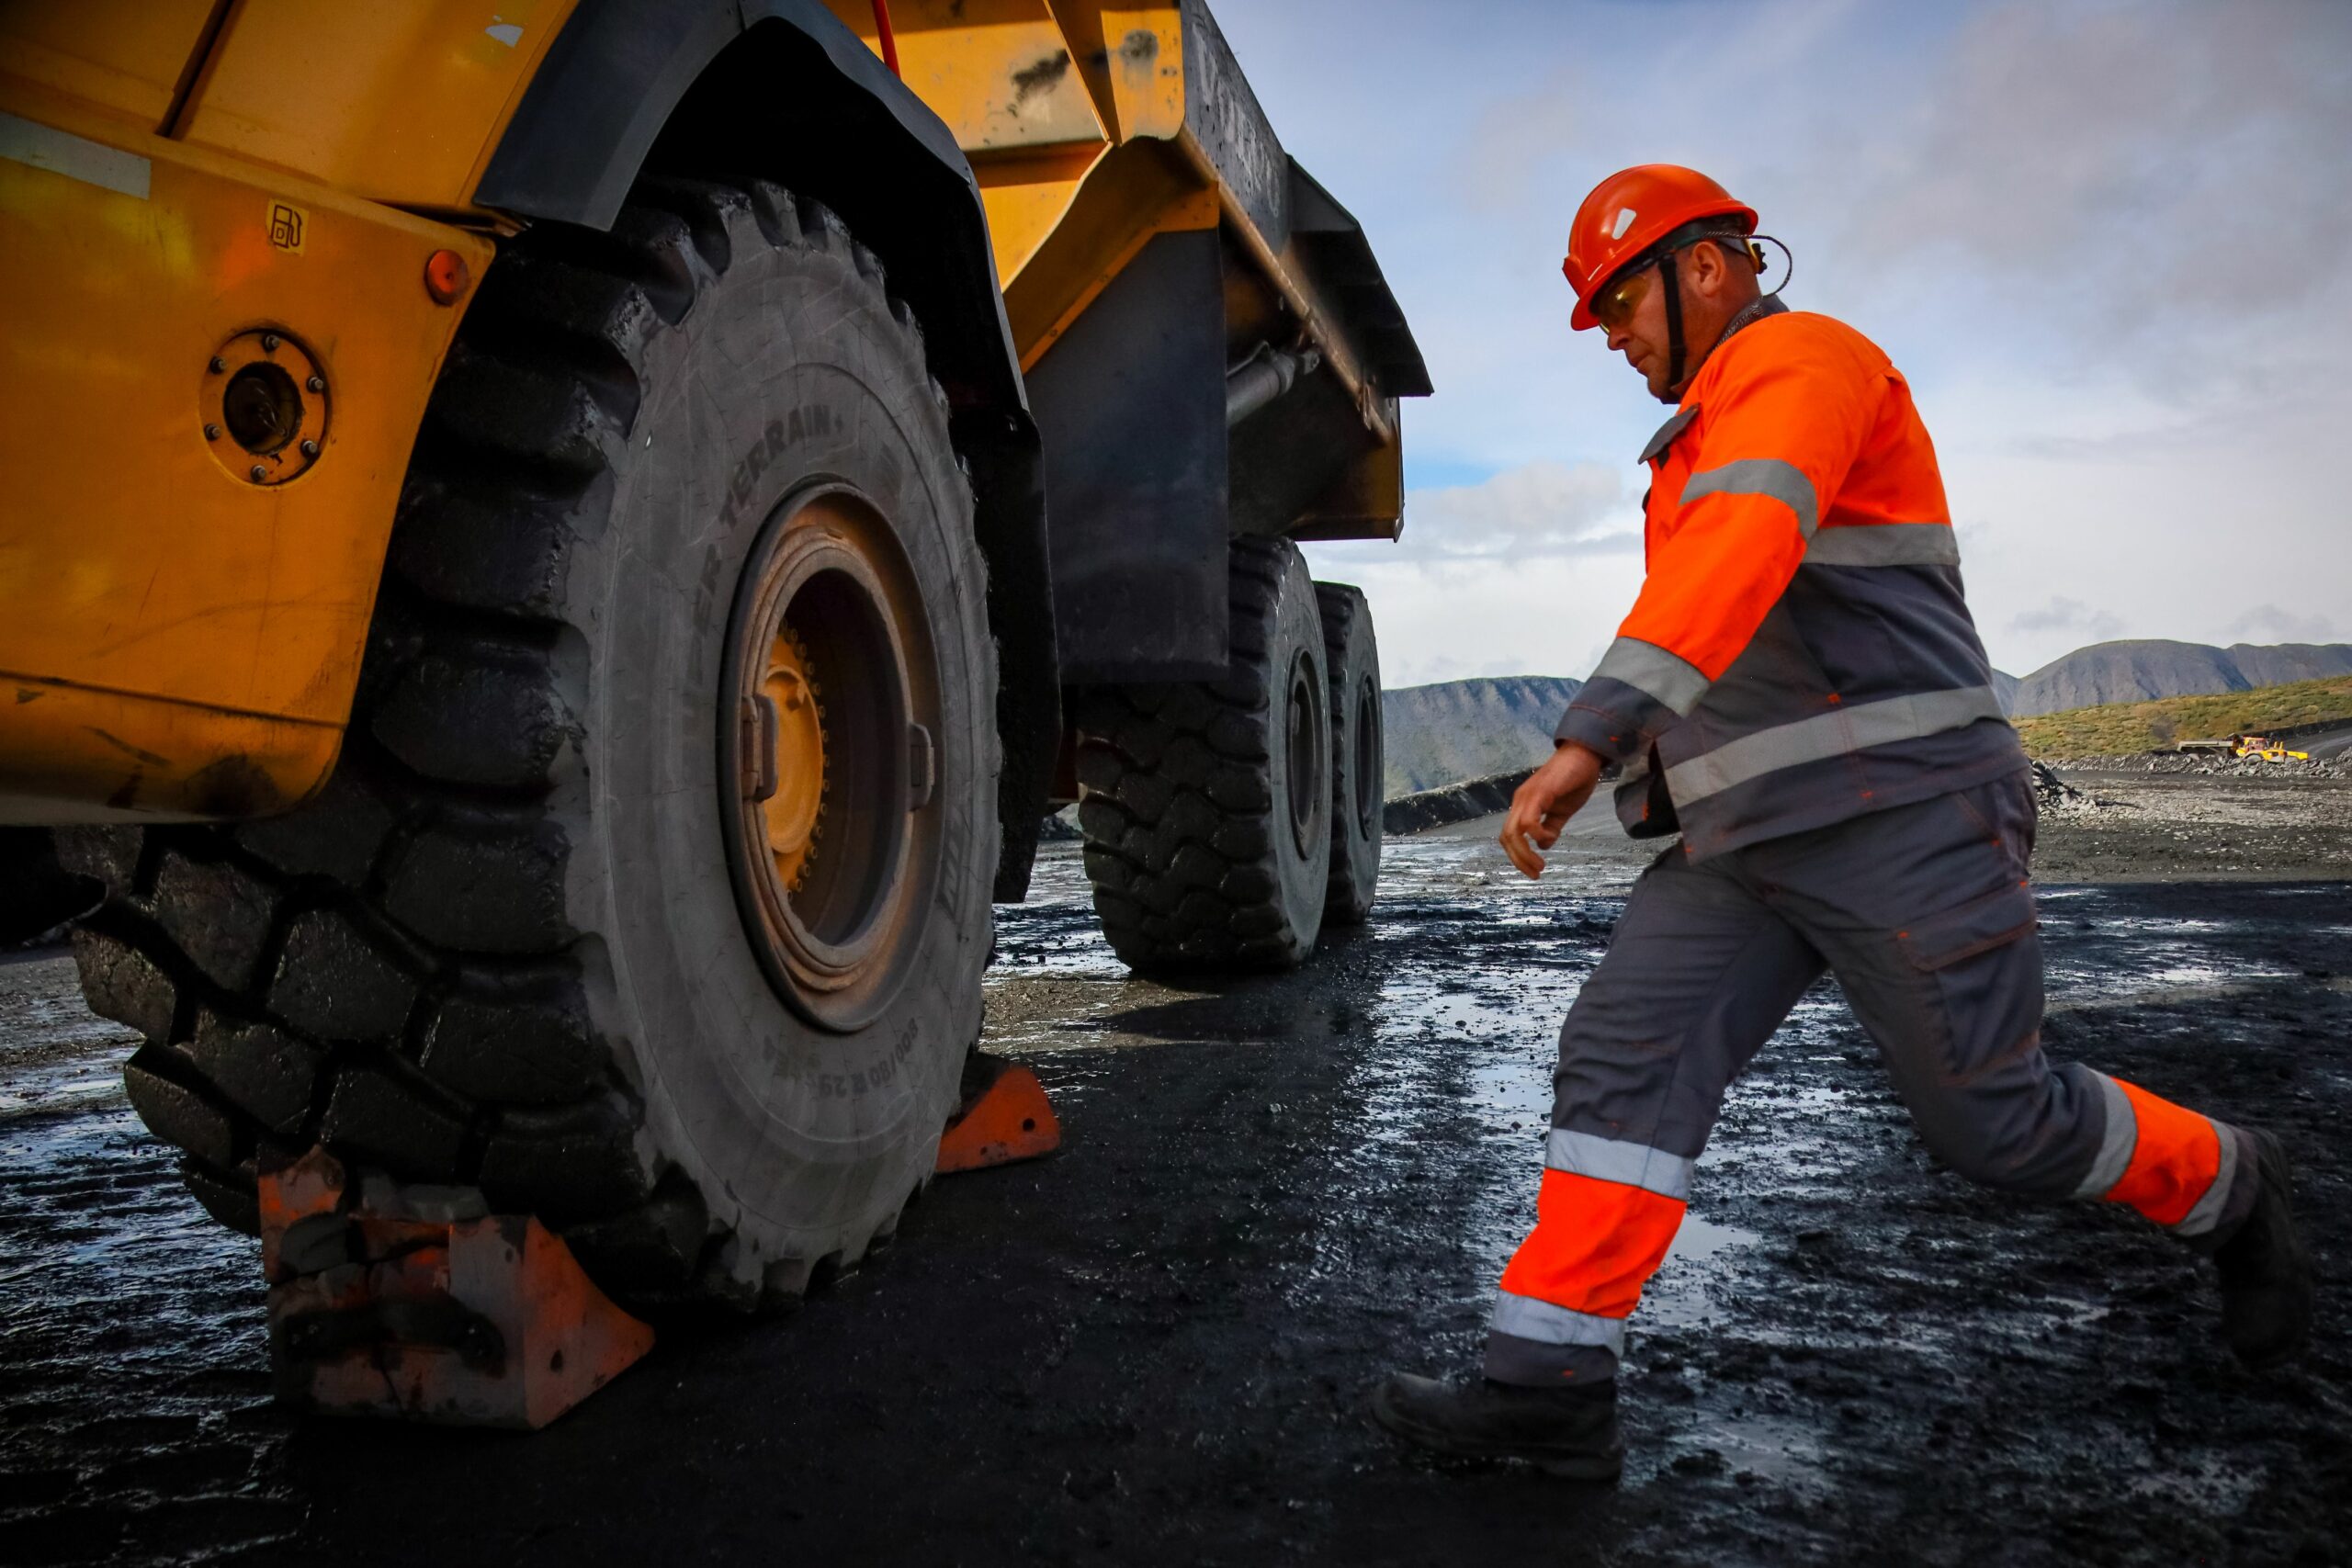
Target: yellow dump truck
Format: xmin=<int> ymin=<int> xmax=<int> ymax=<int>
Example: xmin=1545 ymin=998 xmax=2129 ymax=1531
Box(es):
xmin=2177 ymin=734 xmax=2313 ymax=761
xmin=0 ymin=2 xmax=1425 ymax=1309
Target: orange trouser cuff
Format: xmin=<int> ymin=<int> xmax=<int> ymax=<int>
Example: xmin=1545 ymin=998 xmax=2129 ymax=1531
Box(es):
xmin=1497 ymin=1168 xmax=1687 ymax=1319
xmin=2076 ymin=1072 xmax=2231 ymax=1232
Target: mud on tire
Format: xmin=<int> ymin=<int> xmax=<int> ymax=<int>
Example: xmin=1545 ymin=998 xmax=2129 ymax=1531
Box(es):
xmin=1074 ymin=538 xmax=1331 ymax=972
xmin=64 ymin=177 xmax=999 ymax=1311
xmin=1315 ymin=581 xmax=1382 ymax=925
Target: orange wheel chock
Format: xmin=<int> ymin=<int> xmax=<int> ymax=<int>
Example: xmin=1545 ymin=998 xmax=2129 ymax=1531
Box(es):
xmin=259 ymin=1146 xmax=654 ymax=1429
xmin=935 ymin=1053 xmax=1061 ymax=1175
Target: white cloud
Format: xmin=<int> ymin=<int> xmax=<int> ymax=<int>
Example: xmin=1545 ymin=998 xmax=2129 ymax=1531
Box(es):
xmin=1212 ymin=0 xmax=2352 ymax=689
xmin=2009 ymin=596 xmax=2124 ymax=641
xmin=2225 ymin=604 xmax=2340 ymax=645
xmin=1386 ymin=460 xmax=1639 ymax=561
xmin=1301 ymin=460 xmax=1650 ymax=684
xmin=1810 ymin=0 xmax=2352 ymax=402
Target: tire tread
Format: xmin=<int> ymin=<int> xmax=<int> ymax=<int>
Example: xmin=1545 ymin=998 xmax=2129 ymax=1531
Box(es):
xmin=68 ymin=175 xmax=975 ymax=1310
xmin=1073 ymin=539 xmax=1327 ymax=971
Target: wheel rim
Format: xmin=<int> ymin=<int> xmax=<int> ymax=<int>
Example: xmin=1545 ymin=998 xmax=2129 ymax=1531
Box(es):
xmin=719 ymin=485 xmax=941 ymax=1032
xmin=1352 ymin=673 xmax=1381 ymax=838
xmin=760 ymin=622 xmax=828 ymax=895
xmin=1285 ymin=648 xmax=1326 ymax=855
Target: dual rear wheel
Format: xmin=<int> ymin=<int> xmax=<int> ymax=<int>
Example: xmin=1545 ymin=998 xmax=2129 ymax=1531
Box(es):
xmin=1073 ymin=540 xmax=1383 ymax=973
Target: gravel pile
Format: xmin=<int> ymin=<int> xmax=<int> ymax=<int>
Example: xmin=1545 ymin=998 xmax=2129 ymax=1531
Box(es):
xmin=2044 ymin=751 xmax=2352 ymax=780
xmin=2030 ymin=761 xmax=2129 ymax=815
xmin=1382 ymin=767 xmax=1534 ymax=835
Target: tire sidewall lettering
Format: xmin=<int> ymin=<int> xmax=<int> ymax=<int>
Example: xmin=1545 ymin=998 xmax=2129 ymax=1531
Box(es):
xmin=572 ymin=238 xmax=992 ymax=1248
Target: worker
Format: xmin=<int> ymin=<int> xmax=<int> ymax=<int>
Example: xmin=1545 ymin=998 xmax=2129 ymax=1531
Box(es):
xmin=1372 ymin=165 xmax=2313 ymax=1481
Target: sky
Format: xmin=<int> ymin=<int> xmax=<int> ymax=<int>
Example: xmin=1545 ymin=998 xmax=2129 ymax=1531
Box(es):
xmin=1211 ymin=0 xmax=2352 ymax=688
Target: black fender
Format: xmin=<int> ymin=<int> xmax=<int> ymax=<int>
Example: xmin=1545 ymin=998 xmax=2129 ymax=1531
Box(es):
xmin=476 ymin=0 xmax=1058 ymax=900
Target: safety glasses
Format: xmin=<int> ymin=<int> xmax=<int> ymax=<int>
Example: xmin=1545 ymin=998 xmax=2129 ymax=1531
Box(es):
xmin=1583 ymin=239 xmax=1766 ymax=333
xmin=1588 ymin=263 xmax=1656 ymax=333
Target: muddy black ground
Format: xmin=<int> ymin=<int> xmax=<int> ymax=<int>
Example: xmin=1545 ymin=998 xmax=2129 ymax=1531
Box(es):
xmin=5 ymin=785 xmax=2351 ymax=1566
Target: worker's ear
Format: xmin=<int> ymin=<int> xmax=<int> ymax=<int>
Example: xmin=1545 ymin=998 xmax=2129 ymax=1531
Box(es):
xmin=1690 ymin=239 xmax=1736 ymax=299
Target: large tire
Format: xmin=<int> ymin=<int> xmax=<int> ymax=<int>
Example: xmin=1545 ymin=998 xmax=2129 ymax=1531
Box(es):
xmin=1074 ymin=539 xmax=1330 ymax=972
xmin=62 ymin=177 xmax=999 ymax=1311
xmin=1315 ymin=581 xmax=1382 ymax=925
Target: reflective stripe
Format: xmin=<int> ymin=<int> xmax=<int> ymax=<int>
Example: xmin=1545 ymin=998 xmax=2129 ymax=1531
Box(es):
xmin=2175 ymin=1120 xmax=2241 ymax=1237
xmin=1681 ymin=457 xmax=1818 ymax=539
xmin=0 ymin=112 xmax=151 ymax=200
xmin=1666 ymin=685 xmax=2008 ymax=805
xmin=1589 ymin=637 xmax=1711 ymax=717
xmin=1491 ymin=1291 xmax=1628 ymax=1353
xmin=2074 ymin=1070 xmax=2138 ymax=1199
xmin=1640 ymin=405 xmax=1700 ymax=464
xmin=1545 ymin=1130 xmax=1694 ymax=1201
xmin=2105 ymin=1076 xmax=2222 ymax=1224
xmin=1803 ymin=523 xmax=1961 ymax=568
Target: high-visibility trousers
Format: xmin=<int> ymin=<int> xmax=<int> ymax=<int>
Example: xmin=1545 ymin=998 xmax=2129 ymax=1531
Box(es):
xmin=1487 ymin=770 xmax=2257 ymax=1386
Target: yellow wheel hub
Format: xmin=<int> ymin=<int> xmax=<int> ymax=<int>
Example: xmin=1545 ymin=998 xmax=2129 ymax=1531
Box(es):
xmin=720 ymin=485 xmax=942 ymax=1030
xmin=760 ymin=625 xmax=827 ymax=893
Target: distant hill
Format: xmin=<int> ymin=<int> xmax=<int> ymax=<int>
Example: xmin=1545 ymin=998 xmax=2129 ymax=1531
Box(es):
xmin=1383 ymin=642 xmax=2351 ymax=795
xmin=2009 ymin=640 xmax=2352 ymax=716
xmin=2013 ymin=674 xmax=2352 ymax=758
xmin=1382 ymin=676 xmax=1580 ymax=797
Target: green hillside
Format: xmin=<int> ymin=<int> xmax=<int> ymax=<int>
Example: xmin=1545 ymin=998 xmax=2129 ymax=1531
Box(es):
xmin=2013 ymin=674 xmax=2352 ymax=757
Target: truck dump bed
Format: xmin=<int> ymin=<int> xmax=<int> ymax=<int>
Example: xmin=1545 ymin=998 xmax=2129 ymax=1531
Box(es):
xmin=826 ymin=0 xmax=1428 ymax=680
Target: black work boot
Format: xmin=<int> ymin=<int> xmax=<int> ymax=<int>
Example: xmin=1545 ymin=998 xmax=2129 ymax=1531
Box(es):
xmin=2214 ymin=1128 xmax=2313 ymax=1370
xmin=1370 ymin=1374 xmax=1623 ymax=1481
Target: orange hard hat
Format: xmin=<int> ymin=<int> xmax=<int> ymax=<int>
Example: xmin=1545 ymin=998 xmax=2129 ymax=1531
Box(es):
xmin=1563 ymin=164 xmax=1758 ymax=331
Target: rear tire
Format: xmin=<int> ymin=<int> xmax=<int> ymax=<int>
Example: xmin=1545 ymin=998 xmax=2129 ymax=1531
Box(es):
xmin=1315 ymin=581 xmax=1382 ymax=925
xmin=1075 ymin=539 xmax=1330 ymax=972
xmin=64 ymin=178 xmax=998 ymax=1311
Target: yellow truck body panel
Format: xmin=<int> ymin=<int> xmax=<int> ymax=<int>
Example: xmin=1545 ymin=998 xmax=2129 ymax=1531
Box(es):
xmin=0 ymin=9 xmax=506 ymax=821
xmin=169 ymin=0 xmax=573 ymax=216
xmin=823 ymin=0 xmax=1400 ymax=448
xmin=0 ymin=0 xmax=1415 ymax=823
xmin=0 ymin=91 xmax=496 ymax=821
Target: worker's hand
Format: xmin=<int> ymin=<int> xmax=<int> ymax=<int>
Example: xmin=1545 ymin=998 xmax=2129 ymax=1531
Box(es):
xmin=1499 ymin=742 xmax=1607 ymax=880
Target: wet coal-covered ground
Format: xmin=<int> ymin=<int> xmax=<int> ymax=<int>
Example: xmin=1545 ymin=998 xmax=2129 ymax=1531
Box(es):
xmin=5 ymin=798 xmax=2351 ymax=1566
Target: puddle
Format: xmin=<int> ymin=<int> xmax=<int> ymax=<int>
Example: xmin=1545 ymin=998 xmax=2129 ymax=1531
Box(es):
xmin=1640 ymin=1214 xmax=1766 ymax=1331
xmin=0 ymin=957 xmax=141 ymax=1122
xmin=1644 ymin=1411 xmax=1831 ymax=1492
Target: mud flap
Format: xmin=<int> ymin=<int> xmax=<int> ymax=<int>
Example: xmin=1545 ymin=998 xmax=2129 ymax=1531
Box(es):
xmin=260 ymin=1147 xmax=653 ymax=1428
xmin=934 ymin=1053 xmax=1060 ymax=1175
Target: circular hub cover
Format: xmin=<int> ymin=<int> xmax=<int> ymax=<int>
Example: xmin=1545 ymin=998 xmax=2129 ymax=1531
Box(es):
xmin=718 ymin=486 xmax=943 ymax=1033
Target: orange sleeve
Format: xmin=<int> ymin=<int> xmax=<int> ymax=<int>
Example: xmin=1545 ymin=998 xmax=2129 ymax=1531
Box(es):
xmin=1555 ymin=330 xmax=1884 ymax=762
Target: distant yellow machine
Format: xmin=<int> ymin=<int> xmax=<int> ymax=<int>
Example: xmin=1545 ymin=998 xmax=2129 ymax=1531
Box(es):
xmin=0 ymin=1 xmax=1427 ymax=1312
xmin=2176 ymin=732 xmax=2312 ymax=761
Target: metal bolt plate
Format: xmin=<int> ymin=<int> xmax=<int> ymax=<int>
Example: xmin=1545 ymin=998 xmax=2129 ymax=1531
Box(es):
xmin=201 ymin=329 xmax=329 ymax=487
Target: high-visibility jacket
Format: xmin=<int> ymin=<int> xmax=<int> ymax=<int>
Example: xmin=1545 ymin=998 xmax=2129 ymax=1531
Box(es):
xmin=1555 ymin=300 xmax=2026 ymax=857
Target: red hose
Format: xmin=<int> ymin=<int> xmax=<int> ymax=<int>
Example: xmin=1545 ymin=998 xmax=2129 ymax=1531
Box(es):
xmin=870 ymin=0 xmax=902 ymax=77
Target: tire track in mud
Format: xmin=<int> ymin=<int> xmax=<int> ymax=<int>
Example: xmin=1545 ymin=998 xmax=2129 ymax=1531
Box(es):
xmin=2 ymin=840 xmax=2348 ymax=1566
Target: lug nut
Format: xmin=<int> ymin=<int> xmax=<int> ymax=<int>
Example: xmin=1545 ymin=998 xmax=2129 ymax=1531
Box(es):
xmin=249 ymin=464 xmax=267 ymax=482
xmin=306 ymin=375 xmax=325 ymax=393
xmin=209 ymin=355 xmax=226 ymax=374
xmin=203 ymin=423 xmax=221 ymax=441
xmin=261 ymin=333 xmax=279 ymax=353
xmin=300 ymin=439 xmax=320 ymax=458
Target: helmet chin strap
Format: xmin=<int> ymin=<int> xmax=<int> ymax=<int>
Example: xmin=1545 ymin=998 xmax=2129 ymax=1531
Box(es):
xmin=1657 ymin=247 xmax=1687 ymax=403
